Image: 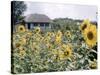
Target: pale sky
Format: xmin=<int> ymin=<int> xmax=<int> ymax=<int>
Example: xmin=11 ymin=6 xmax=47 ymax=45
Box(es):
xmin=24 ymin=2 xmax=97 ymax=21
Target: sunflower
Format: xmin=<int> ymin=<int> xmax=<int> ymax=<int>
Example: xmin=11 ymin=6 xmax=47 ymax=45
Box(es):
xmin=67 ymin=33 xmax=71 ymax=38
xmin=83 ymin=24 xmax=97 ymax=48
xmin=43 ymin=37 xmax=50 ymax=43
xmin=66 ymin=30 xmax=70 ymax=34
xmin=17 ymin=25 xmax=26 ymax=33
xmin=55 ymin=30 xmax=62 ymax=44
xmin=46 ymin=32 xmax=51 ymax=37
xmin=51 ymin=32 xmax=55 ymax=37
xmin=56 ymin=30 xmax=62 ymax=37
xmin=19 ymin=47 xmax=26 ymax=57
xmin=34 ymin=27 xmax=40 ymax=33
xmin=19 ymin=38 xmax=26 ymax=46
xmin=58 ymin=43 xmax=73 ymax=60
xmin=67 ymin=39 xmax=71 ymax=42
xmin=65 ymin=31 xmax=71 ymax=39
xmin=64 ymin=43 xmax=72 ymax=58
xmin=64 ymin=48 xmax=72 ymax=58
xmin=80 ymin=19 xmax=90 ymax=32
xmin=55 ymin=36 xmax=61 ymax=44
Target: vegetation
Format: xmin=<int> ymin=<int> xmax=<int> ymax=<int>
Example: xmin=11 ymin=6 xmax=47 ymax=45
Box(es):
xmin=11 ymin=19 xmax=97 ymax=74
xmin=11 ymin=1 xmax=27 ymax=25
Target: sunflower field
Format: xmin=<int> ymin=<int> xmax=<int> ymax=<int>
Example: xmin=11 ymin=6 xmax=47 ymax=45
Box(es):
xmin=11 ymin=19 xmax=97 ymax=74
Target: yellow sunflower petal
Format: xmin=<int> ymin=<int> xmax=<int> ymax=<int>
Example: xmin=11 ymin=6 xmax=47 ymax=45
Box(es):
xmin=34 ymin=27 xmax=40 ymax=33
xmin=17 ymin=25 xmax=26 ymax=33
xmin=80 ymin=19 xmax=90 ymax=32
xmin=83 ymin=24 xmax=97 ymax=48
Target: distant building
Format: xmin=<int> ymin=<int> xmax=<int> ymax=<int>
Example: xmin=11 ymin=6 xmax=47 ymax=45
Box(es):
xmin=24 ymin=14 xmax=51 ymax=31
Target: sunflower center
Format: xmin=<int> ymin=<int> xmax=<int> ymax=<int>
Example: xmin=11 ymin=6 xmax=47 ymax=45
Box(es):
xmin=36 ymin=29 xmax=39 ymax=31
xmin=20 ymin=27 xmax=23 ymax=30
xmin=67 ymin=32 xmax=69 ymax=34
xmin=82 ymin=24 xmax=87 ymax=30
xmin=67 ymin=34 xmax=70 ymax=37
xmin=64 ymin=51 xmax=69 ymax=56
xmin=47 ymin=33 xmax=50 ymax=36
xmin=87 ymin=31 xmax=94 ymax=40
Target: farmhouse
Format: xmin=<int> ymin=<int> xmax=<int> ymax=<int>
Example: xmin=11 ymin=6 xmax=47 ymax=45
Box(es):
xmin=24 ymin=14 xmax=51 ymax=31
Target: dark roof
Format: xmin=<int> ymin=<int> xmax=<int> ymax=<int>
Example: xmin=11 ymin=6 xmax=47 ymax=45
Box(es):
xmin=24 ymin=14 xmax=51 ymax=23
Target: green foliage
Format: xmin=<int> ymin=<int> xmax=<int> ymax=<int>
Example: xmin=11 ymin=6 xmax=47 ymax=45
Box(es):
xmin=12 ymin=19 xmax=97 ymax=74
xmin=11 ymin=1 xmax=27 ymax=25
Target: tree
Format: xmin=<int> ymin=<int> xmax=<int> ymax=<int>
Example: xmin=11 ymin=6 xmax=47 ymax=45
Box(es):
xmin=11 ymin=1 xmax=27 ymax=25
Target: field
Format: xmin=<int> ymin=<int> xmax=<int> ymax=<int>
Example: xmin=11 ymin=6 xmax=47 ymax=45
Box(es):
xmin=11 ymin=19 xmax=97 ymax=73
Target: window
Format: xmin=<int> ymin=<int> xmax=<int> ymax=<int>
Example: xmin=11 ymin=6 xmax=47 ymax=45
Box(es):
xmin=45 ymin=23 xmax=49 ymax=27
xmin=34 ymin=23 xmax=38 ymax=26
xmin=40 ymin=23 xmax=44 ymax=26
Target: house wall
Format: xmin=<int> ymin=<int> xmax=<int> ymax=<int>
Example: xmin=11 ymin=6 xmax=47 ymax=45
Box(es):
xmin=25 ymin=22 xmax=51 ymax=31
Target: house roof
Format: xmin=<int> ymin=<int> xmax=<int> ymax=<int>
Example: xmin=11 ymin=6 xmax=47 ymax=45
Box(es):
xmin=24 ymin=14 xmax=51 ymax=23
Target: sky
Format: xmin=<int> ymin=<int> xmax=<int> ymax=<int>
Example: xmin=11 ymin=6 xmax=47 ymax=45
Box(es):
xmin=24 ymin=2 xmax=98 ymax=21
